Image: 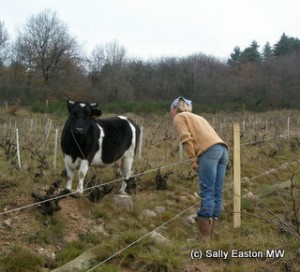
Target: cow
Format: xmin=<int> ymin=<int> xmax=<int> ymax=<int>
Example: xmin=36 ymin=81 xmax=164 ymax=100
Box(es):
xmin=61 ymin=100 xmax=140 ymax=197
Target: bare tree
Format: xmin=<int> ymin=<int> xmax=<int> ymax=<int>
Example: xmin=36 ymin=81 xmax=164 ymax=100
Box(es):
xmin=15 ymin=9 xmax=80 ymax=98
xmin=88 ymin=40 xmax=127 ymax=100
xmin=0 ymin=21 xmax=9 ymax=67
xmin=89 ymin=40 xmax=127 ymax=74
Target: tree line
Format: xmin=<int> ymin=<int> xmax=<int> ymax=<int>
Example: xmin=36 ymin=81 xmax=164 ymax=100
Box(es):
xmin=1 ymin=9 xmax=300 ymax=113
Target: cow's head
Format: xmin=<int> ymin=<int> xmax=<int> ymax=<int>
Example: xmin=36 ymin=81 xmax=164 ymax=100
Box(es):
xmin=67 ymin=100 xmax=102 ymax=135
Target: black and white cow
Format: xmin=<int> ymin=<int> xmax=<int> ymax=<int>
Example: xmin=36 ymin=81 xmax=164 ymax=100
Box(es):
xmin=61 ymin=100 xmax=140 ymax=196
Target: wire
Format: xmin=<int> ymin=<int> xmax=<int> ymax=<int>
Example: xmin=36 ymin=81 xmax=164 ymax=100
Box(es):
xmin=86 ymin=182 xmax=235 ymax=271
xmin=86 ymin=201 xmax=200 ymax=272
xmin=240 ymin=130 xmax=300 ymax=147
xmin=0 ymin=159 xmax=193 ymax=217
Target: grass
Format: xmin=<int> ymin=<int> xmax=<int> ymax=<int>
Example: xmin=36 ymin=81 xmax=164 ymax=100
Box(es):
xmin=0 ymin=247 xmax=44 ymax=272
xmin=27 ymin=215 xmax=65 ymax=245
xmin=0 ymin=109 xmax=299 ymax=271
xmin=56 ymin=240 xmax=89 ymax=266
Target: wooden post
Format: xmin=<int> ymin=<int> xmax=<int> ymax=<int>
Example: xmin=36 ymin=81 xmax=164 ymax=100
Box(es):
xmin=16 ymin=128 xmax=21 ymax=169
xmin=179 ymin=143 xmax=184 ymax=163
xmin=138 ymin=126 xmax=144 ymax=159
xmin=53 ymin=129 xmax=59 ymax=171
xmin=233 ymin=123 xmax=241 ymax=228
xmin=287 ymin=117 xmax=290 ymax=139
xmin=45 ymin=119 xmax=52 ymax=147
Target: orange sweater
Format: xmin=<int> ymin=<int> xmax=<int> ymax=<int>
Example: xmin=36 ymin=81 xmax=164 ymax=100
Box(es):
xmin=173 ymin=112 xmax=228 ymax=164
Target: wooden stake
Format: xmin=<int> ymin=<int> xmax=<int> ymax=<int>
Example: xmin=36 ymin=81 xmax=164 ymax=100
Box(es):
xmin=53 ymin=129 xmax=59 ymax=171
xmin=233 ymin=122 xmax=241 ymax=228
xmin=16 ymin=128 xmax=21 ymax=169
xmin=179 ymin=143 xmax=184 ymax=163
xmin=138 ymin=126 xmax=144 ymax=159
xmin=287 ymin=117 xmax=290 ymax=139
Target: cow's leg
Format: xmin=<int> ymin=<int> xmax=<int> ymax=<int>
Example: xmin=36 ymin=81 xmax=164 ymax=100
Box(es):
xmin=77 ymin=159 xmax=89 ymax=194
xmin=64 ymin=156 xmax=75 ymax=191
xmin=119 ymin=149 xmax=134 ymax=194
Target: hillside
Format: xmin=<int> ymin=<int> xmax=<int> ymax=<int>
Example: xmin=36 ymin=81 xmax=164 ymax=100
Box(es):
xmin=0 ymin=108 xmax=299 ymax=272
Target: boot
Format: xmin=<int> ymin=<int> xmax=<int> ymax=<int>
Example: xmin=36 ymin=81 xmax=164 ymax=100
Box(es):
xmin=194 ymin=217 xmax=212 ymax=242
xmin=211 ymin=217 xmax=218 ymax=239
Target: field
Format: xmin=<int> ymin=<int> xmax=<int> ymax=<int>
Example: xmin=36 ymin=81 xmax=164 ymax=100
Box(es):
xmin=0 ymin=107 xmax=299 ymax=272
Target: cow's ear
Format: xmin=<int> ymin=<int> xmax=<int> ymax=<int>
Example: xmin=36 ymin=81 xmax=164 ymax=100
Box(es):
xmin=90 ymin=102 xmax=98 ymax=108
xmin=91 ymin=109 xmax=102 ymax=118
xmin=67 ymin=99 xmax=75 ymax=113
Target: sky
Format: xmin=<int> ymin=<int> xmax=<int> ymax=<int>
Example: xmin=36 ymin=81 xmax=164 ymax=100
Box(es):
xmin=1 ymin=0 xmax=300 ymax=61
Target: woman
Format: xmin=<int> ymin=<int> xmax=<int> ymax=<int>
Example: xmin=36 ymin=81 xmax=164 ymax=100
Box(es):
xmin=170 ymin=97 xmax=228 ymax=241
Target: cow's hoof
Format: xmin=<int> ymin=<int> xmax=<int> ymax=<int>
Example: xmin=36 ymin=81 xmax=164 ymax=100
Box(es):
xmin=71 ymin=192 xmax=84 ymax=198
xmin=60 ymin=188 xmax=71 ymax=196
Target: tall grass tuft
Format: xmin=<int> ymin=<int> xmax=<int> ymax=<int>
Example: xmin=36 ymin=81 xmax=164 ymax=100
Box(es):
xmin=0 ymin=247 xmax=44 ymax=272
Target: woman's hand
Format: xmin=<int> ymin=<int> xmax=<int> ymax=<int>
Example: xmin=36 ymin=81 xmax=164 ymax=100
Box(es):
xmin=192 ymin=162 xmax=198 ymax=173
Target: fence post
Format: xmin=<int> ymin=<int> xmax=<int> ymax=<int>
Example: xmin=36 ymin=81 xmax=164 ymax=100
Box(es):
xmin=138 ymin=126 xmax=144 ymax=160
xmin=53 ymin=129 xmax=59 ymax=171
xmin=233 ymin=123 xmax=241 ymax=228
xmin=287 ymin=117 xmax=290 ymax=139
xmin=179 ymin=143 xmax=184 ymax=163
xmin=16 ymin=128 xmax=21 ymax=169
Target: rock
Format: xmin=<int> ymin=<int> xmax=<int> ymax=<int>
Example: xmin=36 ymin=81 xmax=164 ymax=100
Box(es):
xmin=150 ymin=231 xmax=170 ymax=245
xmin=154 ymin=206 xmax=166 ymax=214
xmin=3 ymin=207 xmax=9 ymax=212
xmin=243 ymin=191 xmax=259 ymax=200
xmin=113 ymin=194 xmax=133 ymax=211
xmin=4 ymin=219 xmax=12 ymax=228
xmin=89 ymin=220 xmax=108 ymax=236
xmin=142 ymin=209 xmax=157 ymax=219
xmin=51 ymin=247 xmax=98 ymax=272
xmin=184 ymin=214 xmax=197 ymax=226
xmin=69 ymin=212 xmax=80 ymax=220
xmin=179 ymin=195 xmax=189 ymax=202
xmin=37 ymin=247 xmax=56 ymax=260
xmin=189 ymin=192 xmax=200 ymax=202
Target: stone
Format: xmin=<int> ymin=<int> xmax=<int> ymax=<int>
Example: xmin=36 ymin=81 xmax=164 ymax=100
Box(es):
xmin=4 ymin=219 xmax=12 ymax=228
xmin=113 ymin=194 xmax=133 ymax=211
xmin=154 ymin=206 xmax=166 ymax=214
xmin=184 ymin=214 xmax=197 ymax=226
xmin=142 ymin=209 xmax=157 ymax=219
xmin=150 ymin=231 xmax=170 ymax=245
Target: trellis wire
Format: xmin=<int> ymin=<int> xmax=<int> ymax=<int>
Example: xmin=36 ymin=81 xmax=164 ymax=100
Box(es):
xmin=1 ymin=119 xmax=299 ymax=270
xmin=0 ymin=159 xmax=193 ymax=217
xmin=86 ymin=201 xmax=201 ymax=272
xmin=1 ymin=121 xmax=299 ymax=217
xmin=3 ymin=113 xmax=300 ymax=166
xmin=86 ymin=157 xmax=300 ymax=271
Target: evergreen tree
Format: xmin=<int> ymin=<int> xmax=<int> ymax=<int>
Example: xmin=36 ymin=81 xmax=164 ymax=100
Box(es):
xmin=227 ymin=46 xmax=241 ymax=66
xmin=262 ymin=42 xmax=273 ymax=62
xmin=273 ymin=33 xmax=300 ymax=56
xmin=240 ymin=40 xmax=261 ymax=63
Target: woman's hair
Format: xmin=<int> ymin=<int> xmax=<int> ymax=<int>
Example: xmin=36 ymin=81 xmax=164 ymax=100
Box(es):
xmin=171 ymin=96 xmax=192 ymax=112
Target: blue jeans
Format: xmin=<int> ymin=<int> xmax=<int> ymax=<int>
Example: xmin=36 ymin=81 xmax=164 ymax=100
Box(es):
xmin=197 ymin=144 xmax=228 ymax=219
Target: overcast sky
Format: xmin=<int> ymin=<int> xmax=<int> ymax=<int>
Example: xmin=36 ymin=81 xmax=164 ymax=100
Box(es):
xmin=1 ymin=0 xmax=300 ymax=61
